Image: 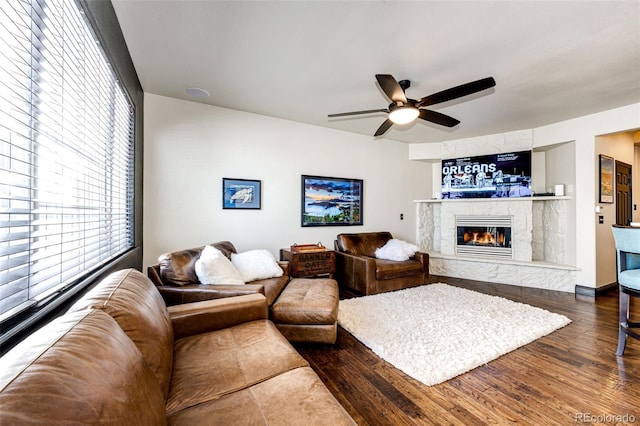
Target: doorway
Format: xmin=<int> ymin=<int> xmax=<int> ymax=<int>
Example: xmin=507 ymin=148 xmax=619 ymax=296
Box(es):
xmin=594 ymin=131 xmax=638 ymax=288
xmin=616 ymin=161 xmax=632 ymax=226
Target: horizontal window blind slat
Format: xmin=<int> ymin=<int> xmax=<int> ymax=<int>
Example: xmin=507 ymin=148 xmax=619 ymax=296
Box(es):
xmin=0 ymin=219 xmax=29 ymax=230
xmin=0 ymin=295 xmax=32 ymax=318
xmin=0 ymin=264 xmax=29 ymax=287
xmin=0 ymin=276 xmax=29 ymax=299
xmin=0 ymin=231 xmax=30 ymax=241
xmin=0 ymin=255 xmax=30 ymax=272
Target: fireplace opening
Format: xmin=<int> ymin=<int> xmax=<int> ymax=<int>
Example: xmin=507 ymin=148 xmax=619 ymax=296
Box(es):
xmin=455 ymin=215 xmax=513 ymax=259
xmin=457 ymin=226 xmax=511 ymax=247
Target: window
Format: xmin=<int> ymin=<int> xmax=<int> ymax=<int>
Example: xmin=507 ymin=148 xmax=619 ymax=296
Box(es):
xmin=0 ymin=0 xmax=135 ymax=327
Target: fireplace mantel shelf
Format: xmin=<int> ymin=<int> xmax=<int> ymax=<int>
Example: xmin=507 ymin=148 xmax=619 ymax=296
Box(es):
xmin=414 ymin=196 xmax=571 ymax=203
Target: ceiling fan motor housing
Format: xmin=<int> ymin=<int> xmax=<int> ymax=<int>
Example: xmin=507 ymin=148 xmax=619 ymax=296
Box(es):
xmin=398 ymin=79 xmax=411 ymax=91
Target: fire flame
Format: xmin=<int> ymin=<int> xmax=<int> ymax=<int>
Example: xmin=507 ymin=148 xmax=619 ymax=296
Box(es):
xmin=463 ymin=231 xmax=504 ymax=246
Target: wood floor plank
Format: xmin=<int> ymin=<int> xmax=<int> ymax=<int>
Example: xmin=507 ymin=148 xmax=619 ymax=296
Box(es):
xmin=294 ymin=276 xmax=640 ymax=424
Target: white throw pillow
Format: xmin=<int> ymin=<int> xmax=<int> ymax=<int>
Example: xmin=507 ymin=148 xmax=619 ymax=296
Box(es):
xmin=195 ymin=245 xmax=245 ymax=285
xmin=231 ymin=249 xmax=284 ymax=282
xmin=375 ymin=239 xmax=420 ymax=261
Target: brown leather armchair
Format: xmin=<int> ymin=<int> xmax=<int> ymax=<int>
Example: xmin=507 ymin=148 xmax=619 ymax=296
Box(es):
xmin=147 ymin=241 xmax=290 ymax=306
xmin=334 ymin=232 xmax=429 ymax=295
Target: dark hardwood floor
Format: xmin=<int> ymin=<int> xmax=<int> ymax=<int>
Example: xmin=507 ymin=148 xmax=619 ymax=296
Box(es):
xmin=294 ymin=276 xmax=640 ymax=425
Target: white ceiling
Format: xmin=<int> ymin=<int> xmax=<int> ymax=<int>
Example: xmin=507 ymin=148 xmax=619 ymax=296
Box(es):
xmin=111 ymin=0 xmax=640 ymax=144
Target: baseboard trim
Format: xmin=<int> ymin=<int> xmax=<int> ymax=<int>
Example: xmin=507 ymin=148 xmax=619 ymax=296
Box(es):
xmin=575 ymin=282 xmax=617 ymax=297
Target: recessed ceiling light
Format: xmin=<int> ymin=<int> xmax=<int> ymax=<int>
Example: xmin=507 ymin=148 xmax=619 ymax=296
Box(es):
xmin=186 ymin=87 xmax=210 ymax=98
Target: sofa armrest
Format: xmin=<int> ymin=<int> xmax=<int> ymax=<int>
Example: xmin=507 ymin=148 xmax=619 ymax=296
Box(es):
xmin=147 ymin=264 xmax=165 ymax=286
xmin=334 ymin=251 xmax=377 ymax=294
xmin=278 ymin=260 xmax=290 ymax=276
xmin=168 ymin=293 xmax=268 ymax=339
xmin=413 ymin=251 xmax=430 ymax=274
xmin=156 ymin=284 xmax=265 ymax=306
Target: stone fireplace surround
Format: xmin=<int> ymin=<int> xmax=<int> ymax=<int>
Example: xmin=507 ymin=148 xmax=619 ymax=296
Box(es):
xmin=416 ymin=197 xmax=577 ymax=292
xmin=412 ymin=129 xmax=578 ymax=293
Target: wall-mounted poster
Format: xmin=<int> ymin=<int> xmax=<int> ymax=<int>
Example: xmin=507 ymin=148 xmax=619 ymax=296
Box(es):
xmin=599 ymin=155 xmax=614 ymax=203
xmin=441 ymin=150 xmax=532 ymax=199
xmin=223 ymin=178 xmax=261 ymax=209
xmin=301 ymin=175 xmax=363 ymax=227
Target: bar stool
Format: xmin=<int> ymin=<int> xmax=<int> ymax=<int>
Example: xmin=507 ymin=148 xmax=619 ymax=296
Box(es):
xmin=611 ymin=225 xmax=640 ymax=356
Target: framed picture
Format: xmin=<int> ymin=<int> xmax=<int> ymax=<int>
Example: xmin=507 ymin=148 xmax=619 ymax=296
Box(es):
xmin=223 ymin=178 xmax=261 ymax=209
xmin=301 ymin=175 xmax=363 ymax=227
xmin=599 ymin=155 xmax=614 ymax=204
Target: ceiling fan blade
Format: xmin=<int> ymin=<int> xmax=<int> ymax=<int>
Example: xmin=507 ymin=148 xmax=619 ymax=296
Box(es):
xmin=374 ymin=118 xmax=394 ymax=136
xmin=375 ymin=74 xmax=407 ymax=103
xmin=417 ymin=77 xmax=496 ymax=107
xmin=328 ymin=109 xmax=388 ymax=118
xmin=418 ymin=109 xmax=460 ymax=127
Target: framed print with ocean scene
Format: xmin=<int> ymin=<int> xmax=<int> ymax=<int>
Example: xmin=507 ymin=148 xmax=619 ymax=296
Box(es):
xmin=223 ymin=178 xmax=261 ymax=209
xmin=301 ymin=175 xmax=363 ymax=227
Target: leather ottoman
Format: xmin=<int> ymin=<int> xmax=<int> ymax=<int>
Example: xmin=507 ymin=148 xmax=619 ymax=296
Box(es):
xmin=270 ymin=278 xmax=339 ymax=344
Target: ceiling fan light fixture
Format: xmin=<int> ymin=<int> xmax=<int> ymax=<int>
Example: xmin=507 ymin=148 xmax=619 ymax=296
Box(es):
xmin=388 ymin=105 xmax=419 ymax=124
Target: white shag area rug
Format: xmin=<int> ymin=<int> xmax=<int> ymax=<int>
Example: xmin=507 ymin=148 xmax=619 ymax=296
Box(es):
xmin=338 ymin=283 xmax=571 ymax=386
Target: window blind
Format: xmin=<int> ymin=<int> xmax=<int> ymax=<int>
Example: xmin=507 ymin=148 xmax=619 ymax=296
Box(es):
xmin=0 ymin=0 xmax=134 ymax=322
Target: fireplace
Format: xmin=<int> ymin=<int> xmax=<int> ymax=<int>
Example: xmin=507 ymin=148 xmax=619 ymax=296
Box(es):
xmin=456 ymin=215 xmax=513 ymax=258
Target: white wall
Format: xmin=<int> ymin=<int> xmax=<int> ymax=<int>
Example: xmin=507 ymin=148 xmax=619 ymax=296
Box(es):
xmin=531 ymin=150 xmax=546 ymax=194
xmin=541 ymin=141 xmax=576 ymax=265
xmin=595 ymin=132 xmax=636 ymax=287
xmin=143 ymin=94 xmax=431 ymax=269
xmin=409 ymin=102 xmax=640 ymax=289
xmin=534 ymin=105 xmax=639 ymax=289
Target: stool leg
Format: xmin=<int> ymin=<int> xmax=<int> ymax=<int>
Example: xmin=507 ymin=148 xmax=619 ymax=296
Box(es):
xmin=616 ymin=290 xmax=630 ymax=356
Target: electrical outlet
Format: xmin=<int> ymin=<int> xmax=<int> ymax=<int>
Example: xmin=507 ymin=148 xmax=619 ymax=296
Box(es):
xmin=400 ymin=213 xmax=404 ymax=220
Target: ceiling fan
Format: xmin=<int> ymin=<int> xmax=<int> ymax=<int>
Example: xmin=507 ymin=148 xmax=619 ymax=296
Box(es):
xmin=328 ymin=74 xmax=496 ymax=137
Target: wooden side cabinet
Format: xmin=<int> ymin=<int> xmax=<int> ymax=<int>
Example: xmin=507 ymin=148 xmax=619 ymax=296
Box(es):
xmin=280 ymin=249 xmax=336 ymax=278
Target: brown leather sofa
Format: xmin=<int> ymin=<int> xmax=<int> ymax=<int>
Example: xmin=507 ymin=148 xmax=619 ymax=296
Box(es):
xmin=334 ymin=231 xmax=429 ymax=295
xmin=148 ymin=241 xmax=290 ymax=306
xmin=0 ymin=269 xmax=355 ymax=425
xmin=150 ymin=241 xmax=339 ymax=344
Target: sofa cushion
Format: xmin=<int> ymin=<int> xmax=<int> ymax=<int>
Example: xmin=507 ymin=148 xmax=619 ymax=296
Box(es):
xmin=195 ymin=245 xmax=245 ymax=285
xmin=0 ymin=310 xmax=166 ymax=425
xmin=159 ymin=247 xmax=203 ymax=286
xmin=336 ymin=232 xmax=393 ymax=257
xmin=375 ymin=258 xmax=425 ymax=280
xmin=68 ymin=269 xmax=174 ymax=399
xmin=159 ymin=241 xmax=238 ymax=286
xmin=167 ymin=367 xmax=355 ymax=425
xmin=166 ymin=319 xmax=309 ymax=415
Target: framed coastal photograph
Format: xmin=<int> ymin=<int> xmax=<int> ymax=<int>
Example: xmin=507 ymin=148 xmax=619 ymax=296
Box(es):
xmin=301 ymin=175 xmax=363 ymax=227
xmin=223 ymin=178 xmax=261 ymax=209
xmin=599 ymin=155 xmax=614 ymax=204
